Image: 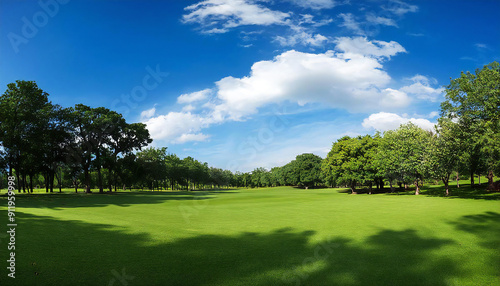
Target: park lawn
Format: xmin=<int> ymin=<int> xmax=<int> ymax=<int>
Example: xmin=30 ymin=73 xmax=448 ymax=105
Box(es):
xmin=0 ymin=186 xmax=499 ymax=285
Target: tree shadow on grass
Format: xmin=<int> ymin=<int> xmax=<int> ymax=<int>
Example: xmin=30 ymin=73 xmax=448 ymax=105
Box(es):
xmin=449 ymin=211 xmax=500 ymax=275
xmin=0 ymin=211 xmax=470 ymax=286
xmin=421 ymin=184 xmax=500 ymax=201
xmin=0 ymin=191 xmax=217 ymax=210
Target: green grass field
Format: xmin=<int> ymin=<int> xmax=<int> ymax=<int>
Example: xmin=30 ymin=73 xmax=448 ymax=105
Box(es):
xmin=0 ymin=184 xmax=499 ymax=285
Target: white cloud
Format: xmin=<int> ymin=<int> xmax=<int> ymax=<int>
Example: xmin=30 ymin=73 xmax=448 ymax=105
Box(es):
xmin=182 ymin=104 xmax=196 ymax=112
xmin=428 ymin=111 xmax=439 ymax=118
xmin=182 ymin=0 xmax=290 ymax=33
xmin=143 ymin=112 xmax=213 ymax=144
xmin=298 ymin=14 xmax=333 ymax=27
xmin=288 ymin=0 xmax=336 ymax=10
xmin=275 ymin=31 xmax=328 ymax=47
xmin=177 ymin=88 xmax=212 ymax=104
xmin=362 ymin=112 xmax=435 ymax=132
xmin=334 ymin=36 xmax=406 ymax=59
xmin=382 ymin=0 xmax=418 ymax=15
xmin=366 ymin=14 xmax=398 ymax=27
xmin=400 ymin=75 xmax=444 ymax=102
xmin=146 ymin=38 xmax=412 ymax=144
xmin=212 ymin=43 xmax=408 ymax=120
xmin=173 ymin=133 xmax=211 ymax=144
xmin=140 ymin=107 xmax=156 ymax=120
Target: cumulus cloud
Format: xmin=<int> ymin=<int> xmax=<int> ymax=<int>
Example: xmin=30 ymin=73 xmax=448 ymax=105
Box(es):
xmin=145 ymin=37 xmax=414 ymax=143
xmin=177 ymin=88 xmax=212 ymax=104
xmin=143 ymin=112 xmax=212 ymax=143
xmin=182 ymin=0 xmax=290 ymax=33
xmin=400 ymin=75 xmax=444 ymax=102
xmin=362 ymin=112 xmax=435 ymax=132
xmin=334 ymin=36 xmax=406 ymax=59
xmin=212 ymin=46 xmax=410 ymax=120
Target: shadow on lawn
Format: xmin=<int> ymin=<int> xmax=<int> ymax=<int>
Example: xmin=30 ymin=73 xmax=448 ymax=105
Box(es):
xmin=421 ymin=184 xmax=500 ymax=201
xmin=2 ymin=211 xmax=471 ymax=286
xmin=0 ymin=191 xmax=219 ymax=210
xmin=449 ymin=211 xmax=500 ymax=269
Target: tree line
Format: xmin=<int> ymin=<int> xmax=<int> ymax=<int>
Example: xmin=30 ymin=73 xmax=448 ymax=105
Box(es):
xmin=321 ymin=62 xmax=500 ymax=195
xmin=0 ymin=62 xmax=498 ymax=194
xmin=0 ymin=80 xmax=151 ymax=193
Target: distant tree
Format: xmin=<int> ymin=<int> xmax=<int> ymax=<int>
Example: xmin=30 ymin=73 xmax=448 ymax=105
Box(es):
xmin=137 ymin=147 xmax=168 ymax=191
xmin=166 ymin=154 xmax=184 ymax=190
xmin=251 ymin=167 xmax=267 ymax=188
xmin=293 ymin=153 xmax=322 ymax=189
xmin=279 ymin=161 xmax=299 ymax=186
xmin=209 ymin=167 xmax=225 ymax=188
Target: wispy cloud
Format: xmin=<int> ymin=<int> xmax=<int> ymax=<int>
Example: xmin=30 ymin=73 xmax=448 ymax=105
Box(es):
xmin=182 ymin=0 xmax=290 ymax=33
xmin=382 ymin=0 xmax=418 ymax=16
xmin=366 ymin=14 xmax=398 ymax=27
xmin=286 ymin=0 xmax=337 ymax=10
xmin=338 ymin=13 xmax=365 ymax=35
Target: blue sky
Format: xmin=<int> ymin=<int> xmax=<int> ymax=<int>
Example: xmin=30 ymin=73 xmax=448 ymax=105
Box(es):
xmin=1 ymin=0 xmax=499 ymax=172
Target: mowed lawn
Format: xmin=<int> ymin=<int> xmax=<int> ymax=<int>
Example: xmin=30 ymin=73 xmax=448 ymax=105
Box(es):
xmin=0 ymin=186 xmax=499 ymax=285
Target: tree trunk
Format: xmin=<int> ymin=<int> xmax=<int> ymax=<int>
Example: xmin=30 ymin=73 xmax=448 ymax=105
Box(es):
xmin=442 ymin=177 xmax=449 ymax=196
xmin=29 ymin=174 xmax=34 ymax=193
xmin=22 ymin=173 xmax=27 ymax=193
xmin=487 ymin=170 xmax=494 ymax=190
xmin=45 ymin=173 xmax=49 ymax=193
xmin=390 ymin=181 xmax=395 ymax=193
xmin=456 ymin=172 xmax=460 ymax=188
xmin=414 ymin=180 xmax=420 ymax=195
xmin=470 ymin=171 xmax=475 ymax=187
xmin=97 ymin=166 xmax=103 ymax=193
xmin=84 ymin=167 xmax=91 ymax=193
xmin=49 ymin=171 xmax=54 ymax=193
xmin=350 ymin=182 xmax=357 ymax=194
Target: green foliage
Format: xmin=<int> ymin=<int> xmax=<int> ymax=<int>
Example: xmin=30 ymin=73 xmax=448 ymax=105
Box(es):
xmin=378 ymin=123 xmax=432 ymax=194
xmin=441 ymin=61 xmax=500 ymax=186
xmin=293 ymin=153 xmax=322 ymax=188
xmin=322 ymin=135 xmax=378 ymax=193
xmin=427 ymin=118 xmax=462 ymax=194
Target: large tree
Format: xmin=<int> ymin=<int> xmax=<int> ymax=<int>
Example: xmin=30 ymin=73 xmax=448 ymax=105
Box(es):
xmin=0 ymin=80 xmax=53 ymax=192
xmin=428 ymin=118 xmax=462 ymax=196
xmin=293 ymin=153 xmax=322 ymax=189
xmin=379 ymin=123 xmax=432 ymax=195
xmin=441 ymin=62 xmax=500 ymax=188
xmin=322 ymin=136 xmax=370 ymax=194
